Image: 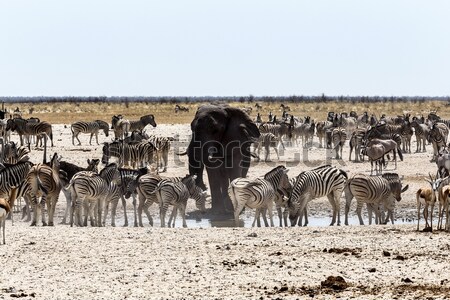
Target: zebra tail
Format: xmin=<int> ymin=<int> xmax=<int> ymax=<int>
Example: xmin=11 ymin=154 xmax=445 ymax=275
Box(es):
xmin=339 ymin=169 xmax=348 ymax=179
xmin=397 ymin=147 xmax=404 ymax=161
xmin=36 ymin=174 xmax=49 ymax=195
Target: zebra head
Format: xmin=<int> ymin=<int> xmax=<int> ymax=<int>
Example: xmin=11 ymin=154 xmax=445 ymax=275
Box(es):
xmin=382 ymin=173 xmax=409 ymax=202
xmin=141 ymin=114 xmax=157 ymax=127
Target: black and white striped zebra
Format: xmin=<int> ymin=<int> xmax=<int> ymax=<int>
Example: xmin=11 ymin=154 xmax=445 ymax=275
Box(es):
xmin=7 ymin=118 xmax=54 ymax=147
xmin=101 ymin=140 xmax=157 ymax=168
xmin=259 ymin=123 xmax=290 ymax=144
xmin=427 ymin=122 xmax=449 ymax=161
xmin=316 ymin=121 xmax=333 ymax=148
xmin=349 ymin=128 xmax=367 ymax=162
xmin=343 ymin=173 xmax=409 ymax=225
xmin=67 ymin=163 xmax=119 ymax=227
xmin=229 ymin=165 xmax=290 ymax=227
xmin=331 ymin=127 xmax=347 ymax=159
xmin=410 ymin=120 xmax=429 ymax=152
xmin=400 ymin=121 xmax=413 ymax=154
xmin=26 ymin=153 xmax=61 ymax=226
xmin=103 ymin=167 xmax=148 ymax=227
xmin=71 ymin=120 xmax=109 ymax=145
xmin=3 ymin=141 xmax=30 ymax=164
xmin=129 ymin=114 xmax=157 ymax=131
xmin=153 ymin=174 xmax=198 ymax=228
xmin=253 ymin=133 xmax=281 ymax=162
xmin=59 ymin=159 xmax=100 ymax=224
xmin=0 ymin=161 xmax=33 ymax=212
xmin=287 ymin=165 xmax=347 ymax=226
xmin=111 ymin=115 xmax=131 ymax=139
xmin=146 ymin=135 xmax=172 ymax=172
xmin=174 ymin=105 xmax=189 ymax=113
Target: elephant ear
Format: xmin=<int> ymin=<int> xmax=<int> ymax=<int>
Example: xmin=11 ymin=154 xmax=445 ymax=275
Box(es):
xmin=225 ymin=107 xmax=260 ymax=141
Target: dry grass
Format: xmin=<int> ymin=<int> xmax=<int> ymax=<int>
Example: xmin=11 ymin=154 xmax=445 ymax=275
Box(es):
xmin=8 ymin=100 xmax=449 ymax=124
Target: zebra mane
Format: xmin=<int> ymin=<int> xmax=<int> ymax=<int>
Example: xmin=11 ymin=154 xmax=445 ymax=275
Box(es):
xmin=310 ymin=164 xmax=331 ymax=171
xmin=381 ymin=172 xmax=400 ymax=182
xmin=264 ymin=165 xmax=286 ymax=179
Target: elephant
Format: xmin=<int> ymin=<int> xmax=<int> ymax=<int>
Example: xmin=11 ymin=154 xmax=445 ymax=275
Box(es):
xmin=186 ymin=104 xmax=260 ymax=215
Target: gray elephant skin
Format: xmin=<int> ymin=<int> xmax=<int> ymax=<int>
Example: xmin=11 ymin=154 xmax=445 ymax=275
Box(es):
xmin=187 ymin=104 xmax=260 ymax=215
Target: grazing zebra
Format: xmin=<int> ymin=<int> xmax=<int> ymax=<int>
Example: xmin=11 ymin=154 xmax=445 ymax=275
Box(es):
xmin=146 ymin=135 xmax=172 ymax=172
xmin=59 ymin=159 xmax=100 ymax=224
xmin=174 ymin=105 xmax=189 ymax=113
xmin=427 ymin=122 xmax=449 ymax=161
xmin=153 ymin=174 xmax=198 ymax=228
xmin=331 ymin=127 xmax=347 ymax=159
xmin=129 ymin=114 xmax=157 ymax=131
xmin=411 ymin=120 xmax=428 ymax=153
xmin=253 ymin=133 xmax=281 ymax=162
xmin=287 ymin=165 xmax=347 ymax=226
xmin=71 ymin=120 xmax=109 ymax=145
xmin=344 ymin=173 xmax=409 ymax=225
xmin=229 ymin=165 xmax=290 ymax=227
xmin=67 ymin=163 xmax=119 ymax=227
xmin=3 ymin=141 xmax=30 ymax=164
xmin=26 ymin=153 xmax=61 ymax=226
xmin=102 ymin=140 xmax=157 ymax=168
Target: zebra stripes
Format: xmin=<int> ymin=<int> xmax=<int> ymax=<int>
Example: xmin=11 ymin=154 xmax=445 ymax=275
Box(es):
xmin=102 ymin=140 xmax=157 ymax=168
xmin=287 ymin=165 xmax=347 ymax=226
xmin=427 ymin=122 xmax=449 ymax=161
xmin=410 ymin=120 xmax=428 ymax=152
xmin=229 ymin=165 xmax=291 ymax=227
xmin=7 ymin=118 xmax=54 ymax=147
xmin=26 ymin=153 xmax=61 ymax=226
xmin=3 ymin=142 xmax=30 ymax=164
xmin=253 ymin=133 xmax=280 ymax=162
xmin=154 ymin=174 xmax=198 ymax=228
xmin=71 ymin=120 xmax=110 ymax=145
xmin=344 ymin=173 xmax=409 ymax=225
xmin=146 ymin=135 xmax=171 ymax=172
xmin=0 ymin=161 xmax=33 ymax=200
xmin=129 ymin=115 xmax=157 ymax=131
xmin=67 ymin=163 xmax=119 ymax=227
xmin=331 ymin=127 xmax=347 ymax=159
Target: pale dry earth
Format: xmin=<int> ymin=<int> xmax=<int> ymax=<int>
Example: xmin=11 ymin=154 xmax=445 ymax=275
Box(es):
xmin=0 ymin=123 xmax=449 ymax=299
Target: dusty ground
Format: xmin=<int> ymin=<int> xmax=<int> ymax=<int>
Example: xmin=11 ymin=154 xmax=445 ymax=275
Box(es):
xmin=1 ymin=121 xmax=449 ymax=299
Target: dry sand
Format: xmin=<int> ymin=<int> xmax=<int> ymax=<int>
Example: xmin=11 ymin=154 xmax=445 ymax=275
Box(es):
xmin=1 ymin=123 xmax=450 ymax=300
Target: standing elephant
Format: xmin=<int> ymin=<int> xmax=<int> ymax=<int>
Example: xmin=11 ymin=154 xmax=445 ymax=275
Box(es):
xmin=186 ymin=104 xmax=260 ymax=215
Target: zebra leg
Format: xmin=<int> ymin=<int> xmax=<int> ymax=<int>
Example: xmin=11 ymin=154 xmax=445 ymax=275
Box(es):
xmin=343 ymin=186 xmax=353 ymax=226
xmin=234 ymin=203 xmax=245 ymax=227
xmin=355 ymin=200 xmax=365 ymax=225
xmin=276 ymin=206 xmax=283 ymax=227
xmin=30 ymin=197 xmax=38 ymax=226
xmin=23 ymin=195 xmax=32 ymax=222
xmin=160 ymin=205 xmax=167 ymax=228
xmin=121 ymin=195 xmax=129 ymax=227
xmin=260 ymin=207 xmax=269 ymax=227
xmin=89 ymin=133 xmax=94 ymax=145
xmin=110 ymin=196 xmax=120 ymax=227
xmin=327 ymin=193 xmax=339 ymax=226
xmin=61 ymin=189 xmax=71 ymax=224
xmin=75 ymin=133 xmax=82 ymax=146
xmin=168 ymin=206 xmax=177 ymax=228
xmin=251 ymin=208 xmax=260 ymax=227
xmin=40 ymin=196 xmax=47 ymax=226
xmin=303 ymin=207 xmax=309 ymax=226
xmin=267 ymin=204 xmax=274 ymax=227
xmin=179 ymin=203 xmax=187 ymax=228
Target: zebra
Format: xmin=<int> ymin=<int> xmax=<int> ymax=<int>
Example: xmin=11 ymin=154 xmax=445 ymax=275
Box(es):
xmin=400 ymin=121 xmax=413 ymax=153
xmin=71 ymin=120 xmax=110 ymax=145
xmin=152 ymin=174 xmax=198 ymax=228
xmin=59 ymin=159 xmax=100 ymax=224
xmin=316 ymin=121 xmax=333 ymax=148
xmin=428 ymin=112 xmax=450 ymax=129
xmin=7 ymin=118 xmax=54 ymax=147
xmin=229 ymin=165 xmax=290 ymax=227
xmin=343 ymin=173 xmax=409 ymax=225
xmin=129 ymin=114 xmax=157 ymax=131
xmin=103 ymin=167 xmax=148 ymax=227
xmin=26 ymin=153 xmax=61 ymax=226
xmin=349 ymin=127 xmax=367 ymax=162
xmin=253 ymin=133 xmax=281 ymax=162
xmin=67 ymin=163 xmax=119 ymax=227
xmin=146 ymin=135 xmax=172 ymax=172
xmin=0 ymin=161 xmax=34 ymax=218
xmin=331 ymin=127 xmax=347 ymax=159
xmin=111 ymin=115 xmax=131 ymax=139
xmin=427 ymin=122 xmax=449 ymax=161
xmin=410 ymin=120 xmax=429 ymax=153
xmin=287 ymin=165 xmax=347 ymax=226
xmin=102 ymin=140 xmax=157 ymax=168
xmin=259 ymin=123 xmax=290 ymax=147
xmin=3 ymin=141 xmax=30 ymax=164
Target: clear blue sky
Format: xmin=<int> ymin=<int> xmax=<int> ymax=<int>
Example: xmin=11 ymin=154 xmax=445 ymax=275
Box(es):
xmin=1 ymin=0 xmax=449 ymax=97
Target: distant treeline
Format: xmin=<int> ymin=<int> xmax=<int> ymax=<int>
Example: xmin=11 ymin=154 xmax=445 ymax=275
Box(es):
xmin=0 ymin=95 xmax=449 ymax=104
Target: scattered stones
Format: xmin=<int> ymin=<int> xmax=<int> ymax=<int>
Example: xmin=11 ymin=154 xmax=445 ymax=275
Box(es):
xmin=326 ymin=247 xmax=362 ymax=256
xmin=247 ymin=232 xmax=258 ymax=237
xmin=402 ymin=278 xmax=413 ymax=283
xmin=394 ymin=255 xmax=406 ymax=261
xmin=368 ymin=268 xmax=376 ymax=273
xmin=321 ymin=276 xmax=348 ymax=291
xmin=383 ymin=250 xmax=391 ymax=257
xmin=422 ymin=227 xmax=432 ymax=233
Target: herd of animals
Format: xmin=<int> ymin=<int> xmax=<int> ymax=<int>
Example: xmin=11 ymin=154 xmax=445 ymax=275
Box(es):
xmin=0 ymin=103 xmax=449 ymax=245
